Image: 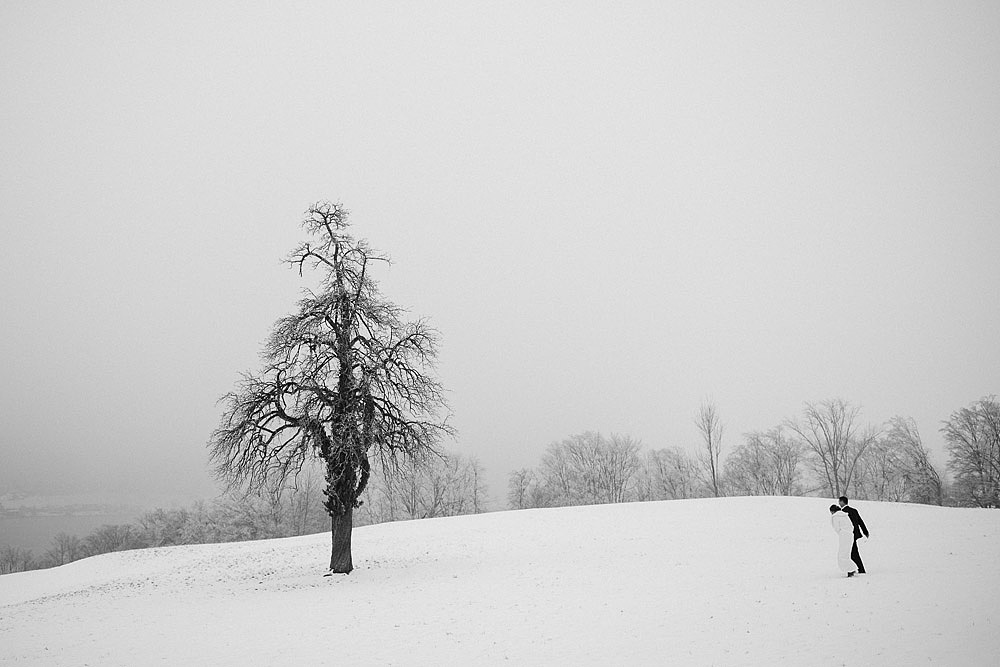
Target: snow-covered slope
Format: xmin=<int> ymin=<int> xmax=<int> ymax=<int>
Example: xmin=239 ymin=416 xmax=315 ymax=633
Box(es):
xmin=2 ymin=497 xmax=998 ymax=665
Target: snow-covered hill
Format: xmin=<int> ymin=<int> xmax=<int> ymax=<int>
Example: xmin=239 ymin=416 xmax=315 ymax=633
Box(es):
xmin=2 ymin=497 xmax=998 ymax=665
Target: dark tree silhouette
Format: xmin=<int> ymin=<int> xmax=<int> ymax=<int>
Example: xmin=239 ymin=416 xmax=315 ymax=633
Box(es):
xmin=210 ymin=202 xmax=452 ymax=573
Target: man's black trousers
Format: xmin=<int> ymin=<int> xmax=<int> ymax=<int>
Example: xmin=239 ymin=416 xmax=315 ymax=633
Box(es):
xmin=851 ymin=538 xmax=866 ymax=574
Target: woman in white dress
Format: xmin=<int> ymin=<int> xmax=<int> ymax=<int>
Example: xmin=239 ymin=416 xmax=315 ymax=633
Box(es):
xmin=830 ymin=504 xmax=858 ymax=577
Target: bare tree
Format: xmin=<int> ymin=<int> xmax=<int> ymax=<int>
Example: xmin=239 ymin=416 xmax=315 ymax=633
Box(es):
xmin=883 ymin=417 xmax=942 ymax=505
xmin=176 ymin=501 xmax=221 ymax=545
xmin=538 ymin=437 xmax=582 ymax=505
xmin=853 ymin=437 xmax=908 ymax=502
xmin=284 ymin=462 xmax=329 ymax=536
xmin=596 ymin=434 xmax=642 ymax=503
xmin=942 ymin=397 xmax=1000 ymax=508
xmin=785 ymin=399 xmax=879 ymax=497
xmin=725 ymin=427 xmax=804 ymax=496
xmin=695 ymin=400 xmax=724 ymax=497
xmin=83 ymin=524 xmax=142 ymax=556
xmin=507 ymin=467 xmax=555 ymax=509
xmin=507 ymin=468 xmax=536 ymax=509
xmin=43 ymin=532 xmax=86 ymax=566
xmin=136 ymin=508 xmax=190 ymax=547
xmin=0 ymin=546 xmax=36 ymax=574
xmin=636 ymin=447 xmax=699 ymax=501
xmin=393 ymin=455 xmax=452 ymax=519
xmin=357 ymin=451 xmax=487 ymax=522
xmin=850 ymin=417 xmax=942 ymax=504
xmin=534 ymin=432 xmax=640 ymax=506
xmin=210 ymin=202 xmax=452 ymax=573
xmin=467 ymin=456 xmax=488 ymax=514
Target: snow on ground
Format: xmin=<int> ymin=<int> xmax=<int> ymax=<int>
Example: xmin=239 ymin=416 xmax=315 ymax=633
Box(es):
xmin=1 ymin=497 xmax=998 ymax=666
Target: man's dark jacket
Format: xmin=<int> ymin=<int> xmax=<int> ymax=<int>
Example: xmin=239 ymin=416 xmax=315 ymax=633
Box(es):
xmin=842 ymin=505 xmax=869 ymax=540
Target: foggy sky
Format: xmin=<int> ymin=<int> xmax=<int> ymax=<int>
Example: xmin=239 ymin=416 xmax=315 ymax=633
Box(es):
xmin=1 ymin=2 xmax=998 ymax=505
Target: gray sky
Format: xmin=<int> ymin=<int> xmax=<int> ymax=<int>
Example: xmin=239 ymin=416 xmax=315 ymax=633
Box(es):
xmin=2 ymin=2 xmax=998 ymax=504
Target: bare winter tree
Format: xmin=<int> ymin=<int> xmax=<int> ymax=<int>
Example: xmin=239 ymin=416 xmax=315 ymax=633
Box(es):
xmin=597 ymin=434 xmax=642 ymax=503
xmin=283 ymin=461 xmax=329 ymax=536
xmin=725 ymin=426 xmax=804 ymax=496
xmin=942 ymin=397 xmax=1000 ymax=508
xmin=538 ymin=437 xmax=582 ymax=505
xmin=358 ymin=451 xmax=487 ymax=523
xmin=851 ymin=417 xmax=943 ymax=503
xmin=43 ymin=532 xmax=86 ymax=567
xmin=538 ymin=432 xmax=642 ymax=506
xmin=209 ymin=202 xmax=452 ymax=573
xmin=82 ymin=524 xmax=142 ymax=556
xmin=695 ymin=400 xmax=724 ymax=497
xmin=785 ymin=399 xmax=880 ymax=497
xmin=506 ymin=468 xmax=553 ymax=509
xmin=467 ymin=456 xmax=488 ymax=514
xmin=507 ymin=468 xmax=536 ymax=509
xmin=883 ymin=417 xmax=942 ymax=505
xmin=637 ymin=447 xmax=700 ymax=500
xmin=853 ymin=436 xmax=908 ymax=502
xmin=0 ymin=546 xmax=35 ymax=574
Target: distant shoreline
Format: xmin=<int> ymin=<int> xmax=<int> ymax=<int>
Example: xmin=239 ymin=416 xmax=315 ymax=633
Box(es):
xmin=1 ymin=504 xmax=139 ymax=518
xmin=0 ymin=491 xmax=217 ymax=555
xmin=1 ymin=511 xmax=144 ymax=554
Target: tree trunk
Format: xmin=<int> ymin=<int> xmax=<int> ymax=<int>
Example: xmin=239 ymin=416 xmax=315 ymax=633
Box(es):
xmin=328 ymin=504 xmax=354 ymax=574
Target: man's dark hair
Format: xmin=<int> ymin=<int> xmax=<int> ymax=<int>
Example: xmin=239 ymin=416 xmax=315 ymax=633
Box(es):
xmin=838 ymin=496 xmax=849 ymax=505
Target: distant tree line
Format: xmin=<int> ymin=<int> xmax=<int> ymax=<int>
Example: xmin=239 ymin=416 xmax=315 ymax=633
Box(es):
xmin=1 ymin=450 xmax=485 ymax=576
xmin=3 ymin=396 xmax=996 ymax=575
xmin=357 ymin=452 xmax=487 ymax=524
xmin=508 ymin=396 xmax=999 ymax=511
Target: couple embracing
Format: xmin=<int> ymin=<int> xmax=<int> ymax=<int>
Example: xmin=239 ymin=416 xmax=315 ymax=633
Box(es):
xmin=829 ymin=496 xmax=869 ymax=578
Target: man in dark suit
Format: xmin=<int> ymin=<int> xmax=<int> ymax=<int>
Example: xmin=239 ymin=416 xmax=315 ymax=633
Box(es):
xmin=838 ymin=496 xmax=869 ymax=574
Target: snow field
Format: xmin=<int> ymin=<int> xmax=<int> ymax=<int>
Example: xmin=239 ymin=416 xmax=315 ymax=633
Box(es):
xmin=1 ymin=496 xmax=998 ymax=665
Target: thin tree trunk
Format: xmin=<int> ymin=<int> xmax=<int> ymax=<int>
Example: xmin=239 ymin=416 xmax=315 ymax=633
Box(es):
xmin=328 ymin=504 xmax=354 ymax=574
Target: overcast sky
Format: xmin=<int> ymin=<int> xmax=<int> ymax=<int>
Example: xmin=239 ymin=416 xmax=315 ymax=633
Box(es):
xmin=1 ymin=2 xmax=998 ymax=505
